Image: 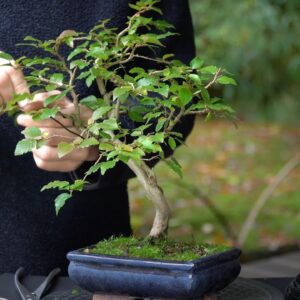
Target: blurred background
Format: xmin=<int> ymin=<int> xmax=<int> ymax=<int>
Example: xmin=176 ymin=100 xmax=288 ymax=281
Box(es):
xmin=128 ymin=0 xmax=300 ymax=260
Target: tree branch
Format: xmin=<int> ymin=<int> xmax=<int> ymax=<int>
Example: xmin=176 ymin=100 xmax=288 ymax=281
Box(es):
xmin=238 ymin=152 xmax=300 ymax=247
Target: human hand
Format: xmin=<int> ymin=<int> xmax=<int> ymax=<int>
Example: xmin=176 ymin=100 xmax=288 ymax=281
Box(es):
xmin=0 ymin=56 xmax=29 ymax=105
xmin=17 ymin=91 xmax=99 ymax=172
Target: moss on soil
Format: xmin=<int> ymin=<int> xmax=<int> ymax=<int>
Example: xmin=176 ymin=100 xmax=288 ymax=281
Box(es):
xmin=86 ymin=236 xmax=231 ymax=261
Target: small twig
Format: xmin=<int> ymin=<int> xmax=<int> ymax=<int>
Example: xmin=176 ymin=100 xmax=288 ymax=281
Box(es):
xmin=134 ymin=54 xmax=170 ymax=65
xmin=238 ymin=152 xmax=300 ymax=247
xmin=205 ymin=68 xmax=222 ymax=90
xmin=165 ymin=108 xmax=185 ymax=133
xmin=50 ymin=116 xmax=84 ymax=139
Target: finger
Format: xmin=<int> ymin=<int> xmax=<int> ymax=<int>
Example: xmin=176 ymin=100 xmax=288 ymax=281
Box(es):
xmin=1 ymin=65 xmax=29 ymax=94
xmin=16 ymin=113 xmax=74 ymax=128
xmin=0 ymin=69 xmax=14 ymax=102
xmin=40 ymin=127 xmax=80 ymax=146
xmin=21 ymin=90 xmax=72 ymax=112
xmin=33 ymin=154 xmax=83 ymax=172
xmin=32 ymin=145 xmax=91 ymax=162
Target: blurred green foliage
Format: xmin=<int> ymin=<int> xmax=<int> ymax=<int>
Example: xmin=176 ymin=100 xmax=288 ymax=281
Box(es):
xmin=189 ymin=0 xmax=300 ymax=123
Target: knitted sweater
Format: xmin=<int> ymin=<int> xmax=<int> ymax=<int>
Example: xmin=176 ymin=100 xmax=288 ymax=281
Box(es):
xmin=0 ymin=0 xmax=195 ymax=275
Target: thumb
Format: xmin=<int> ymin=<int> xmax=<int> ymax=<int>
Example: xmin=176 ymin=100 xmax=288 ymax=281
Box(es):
xmin=11 ymin=67 xmax=29 ymax=95
xmin=0 ymin=55 xmax=29 ymax=95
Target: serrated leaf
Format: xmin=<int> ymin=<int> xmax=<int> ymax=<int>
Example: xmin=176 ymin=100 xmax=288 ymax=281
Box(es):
xmin=165 ymin=158 xmax=182 ymax=178
xmin=190 ymin=57 xmax=204 ymax=69
xmin=179 ymin=87 xmax=193 ymax=105
xmin=99 ymin=143 xmax=114 ymax=151
xmin=69 ymin=179 xmax=86 ymax=191
xmin=15 ymin=139 xmax=37 ymax=156
xmin=92 ymin=106 xmax=112 ymax=120
xmin=22 ymin=127 xmax=42 ymax=139
xmin=155 ymin=118 xmax=165 ymax=132
xmin=44 ymin=91 xmax=68 ymax=107
xmin=99 ymin=119 xmax=119 ymax=131
xmin=100 ymin=160 xmax=116 ymax=175
xmin=0 ymin=52 xmax=13 ymax=61
xmin=55 ymin=193 xmax=72 ymax=215
xmin=113 ymin=87 xmax=130 ymax=101
xmin=57 ymin=142 xmax=75 ymax=158
xmin=201 ymin=66 xmax=218 ymax=74
xmin=189 ymin=74 xmax=202 ymax=84
xmin=67 ymin=47 xmax=85 ymax=60
xmin=41 ymin=180 xmax=70 ymax=192
xmin=86 ymin=74 xmax=96 ymax=87
xmin=50 ymin=73 xmax=64 ymax=84
xmin=168 ymin=137 xmax=176 ymax=151
xmin=32 ymin=107 xmax=59 ymax=121
xmin=217 ymin=76 xmax=237 ymax=86
xmin=86 ymin=163 xmax=102 ymax=176
xmin=79 ymin=137 xmax=99 ymax=148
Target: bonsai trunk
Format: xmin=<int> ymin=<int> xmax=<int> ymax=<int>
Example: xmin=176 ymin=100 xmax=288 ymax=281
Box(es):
xmin=127 ymin=159 xmax=171 ymax=238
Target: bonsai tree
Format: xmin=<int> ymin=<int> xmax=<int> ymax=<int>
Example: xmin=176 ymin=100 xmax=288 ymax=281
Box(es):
xmin=0 ymin=0 xmax=235 ymax=239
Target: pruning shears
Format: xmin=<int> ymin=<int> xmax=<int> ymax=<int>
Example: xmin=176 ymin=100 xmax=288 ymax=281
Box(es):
xmin=14 ymin=267 xmax=61 ymax=300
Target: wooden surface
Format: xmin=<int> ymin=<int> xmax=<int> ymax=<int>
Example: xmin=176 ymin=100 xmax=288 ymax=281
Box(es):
xmin=241 ymin=251 xmax=300 ymax=278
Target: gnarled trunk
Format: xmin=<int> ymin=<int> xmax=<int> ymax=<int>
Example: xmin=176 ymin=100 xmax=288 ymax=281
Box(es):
xmin=127 ymin=159 xmax=171 ymax=238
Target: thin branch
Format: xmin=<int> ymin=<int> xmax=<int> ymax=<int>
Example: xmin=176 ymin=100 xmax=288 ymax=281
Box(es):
xmin=238 ymin=152 xmax=300 ymax=247
xmin=205 ymin=68 xmax=222 ymax=90
xmin=134 ymin=54 xmax=170 ymax=65
xmin=165 ymin=108 xmax=185 ymax=133
xmin=96 ymin=77 xmax=106 ymax=97
xmin=50 ymin=116 xmax=84 ymax=139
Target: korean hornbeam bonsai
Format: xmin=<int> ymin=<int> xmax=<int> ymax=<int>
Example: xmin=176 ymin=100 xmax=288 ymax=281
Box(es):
xmin=0 ymin=0 xmax=236 ymax=240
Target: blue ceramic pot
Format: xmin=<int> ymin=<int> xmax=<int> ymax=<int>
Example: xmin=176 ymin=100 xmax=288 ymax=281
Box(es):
xmin=67 ymin=247 xmax=241 ymax=299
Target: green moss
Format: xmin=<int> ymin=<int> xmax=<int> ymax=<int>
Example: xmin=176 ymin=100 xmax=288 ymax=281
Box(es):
xmin=86 ymin=236 xmax=231 ymax=261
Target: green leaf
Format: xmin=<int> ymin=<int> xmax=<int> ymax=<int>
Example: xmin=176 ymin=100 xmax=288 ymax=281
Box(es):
xmin=55 ymin=193 xmax=72 ymax=215
xmin=22 ymin=127 xmax=42 ymax=139
xmin=69 ymin=179 xmax=86 ymax=191
xmin=168 ymin=137 xmax=176 ymax=151
xmin=80 ymin=95 xmax=102 ymax=110
xmin=44 ymin=91 xmax=68 ymax=107
xmin=70 ymin=59 xmax=89 ymax=70
xmin=79 ymin=137 xmax=99 ymax=148
xmin=190 ymin=57 xmax=204 ymax=69
xmin=189 ymin=74 xmax=202 ymax=84
xmin=57 ymin=142 xmax=75 ymax=158
xmin=32 ymin=107 xmax=59 ymax=121
xmin=113 ymin=87 xmax=130 ymax=101
xmin=86 ymin=163 xmax=102 ymax=176
xmin=14 ymin=139 xmax=37 ymax=156
xmin=49 ymin=73 xmax=64 ymax=84
xmin=99 ymin=143 xmax=114 ymax=151
xmin=41 ymin=180 xmax=70 ymax=192
xmin=165 ymin=157 xmax=182 ymax=178
xmin=92 ymin=106 xmax=112 ymax=120
xmin=100 ymin=160 xmax=116 ymax=175
xmin=179 ymin=87 xmax=193 ymax=105
xmin=201 ymin=66 xmax=219 ymax=75
xmin=217 ymin=76 xmax=237 ymax=85
xmin=86 ymin=74 xmax=96 ymax=87
xmin=67 ymin=47 xmax=85 ymax=60
xmin=0 ymin=52 xmax=13 ymax=61
xmin=99 ymin=119 xmax=119 ymax=131
xmin=155 ymin=118 xmax=165 ymax=132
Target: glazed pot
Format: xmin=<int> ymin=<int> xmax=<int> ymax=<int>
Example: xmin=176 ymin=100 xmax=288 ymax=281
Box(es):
xmin=67 ymin=247 xmax=241 ymax=299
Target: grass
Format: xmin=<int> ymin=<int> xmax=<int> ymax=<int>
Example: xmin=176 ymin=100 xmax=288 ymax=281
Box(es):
xmin=88 ymin=236 xmax=231 ymax=261
xmin=128 ymin=119 xmax=300 ymax=253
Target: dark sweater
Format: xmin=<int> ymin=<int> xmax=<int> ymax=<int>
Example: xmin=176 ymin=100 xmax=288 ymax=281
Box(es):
xmin=0 ymin=0 xmax=196 ymax=275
